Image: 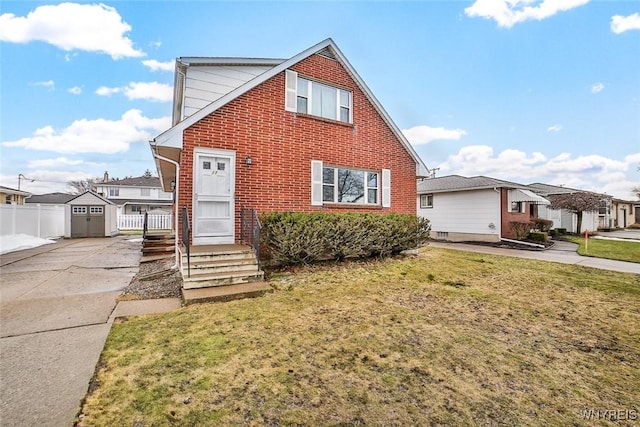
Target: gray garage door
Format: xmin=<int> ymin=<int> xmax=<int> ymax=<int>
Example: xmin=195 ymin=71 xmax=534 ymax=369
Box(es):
xmin=71 ymin=206 xmax=105 ymax=237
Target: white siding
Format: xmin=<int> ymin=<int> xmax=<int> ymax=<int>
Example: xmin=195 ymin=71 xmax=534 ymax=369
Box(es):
xmin=182 ymin=65 xmax=273 ymax=120
xmin=96 ymin=185 xmax=173 ymax=201
xmin=417 ymin=189 xmax=500 ymax=236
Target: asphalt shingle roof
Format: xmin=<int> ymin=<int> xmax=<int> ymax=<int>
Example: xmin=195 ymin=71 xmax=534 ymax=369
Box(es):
xmin=417 ymin=175 xmax=527 ymax=193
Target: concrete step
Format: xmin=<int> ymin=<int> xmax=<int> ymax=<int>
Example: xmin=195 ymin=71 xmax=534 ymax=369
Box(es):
xmin=144 ymin=233 xmax=175 ymax=240
xmin=182 ymin=252 xmax=256 ymax=265
xmin=185 ymin=259 xmax=259 ymax=275
xmin=182 ymin=281 xmax=272 ymax=305
xmin=142 ymin=246 xmax=175 ymax=254
xmin=182 ymin=270 xmax=265 ymax=289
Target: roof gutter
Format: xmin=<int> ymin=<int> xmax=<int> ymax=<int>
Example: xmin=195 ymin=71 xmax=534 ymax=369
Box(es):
xmin=151 ymin=152 xmax=180 ymax=268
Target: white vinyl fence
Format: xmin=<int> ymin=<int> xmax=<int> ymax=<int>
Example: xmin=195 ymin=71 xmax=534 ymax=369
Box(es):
xmin=118 ymin=214 xmax=172 ymax=231
xmin=0 ymin=204 xmax=65 ymax=238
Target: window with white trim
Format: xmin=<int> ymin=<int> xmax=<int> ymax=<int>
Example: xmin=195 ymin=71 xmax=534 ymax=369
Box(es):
xmin=311 ymin=160 xmax=390 ymax=207
xmin=510 ymin=201 xmax=524 ymax=213
xmin=322 ymin=167 xmax=378 ymax=204
xmin=420 ymin=194 xmax=433 ymax=208
xmin=140 ymin=188 xmax=150 ymax=197
xmin=72 ymin=206 xmax=87 ymax=214
xmin=109 ymin=188 xmax=119 ymax=197
xmin=90 ymin=206 xmax=103 ymax=214
xmin=286 ymin=70 xmax=352 ymax=123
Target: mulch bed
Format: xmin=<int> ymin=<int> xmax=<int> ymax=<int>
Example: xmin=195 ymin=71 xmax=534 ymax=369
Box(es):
xmin=120 ymin=257 xmax=183 ymax=300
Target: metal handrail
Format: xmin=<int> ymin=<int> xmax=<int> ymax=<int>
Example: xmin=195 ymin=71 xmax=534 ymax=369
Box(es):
xmin=181 ymin=206 xmax=191 ymax=278
xmin=142 ymin=211 xmax=149 ymax=239
xmin=241 ymin=205 xmax=261 ymax=270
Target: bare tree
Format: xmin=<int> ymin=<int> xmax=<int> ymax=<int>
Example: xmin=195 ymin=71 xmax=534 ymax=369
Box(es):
xmin=632 ymin=186 xmax=640 ymax=201
xmin=549 ymin=191 xmax=608 ymax=234
xmin=68 ymin=178 xmax=99 ymax=194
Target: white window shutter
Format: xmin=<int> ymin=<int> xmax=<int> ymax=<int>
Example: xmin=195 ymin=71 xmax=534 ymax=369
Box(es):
xmin=311 ymin=160 xmax=323 ymax=206
xmin=382 ymin=169 xmax=391 ymax=208
xmin=285 ymin=70 xmax=297 ymax=112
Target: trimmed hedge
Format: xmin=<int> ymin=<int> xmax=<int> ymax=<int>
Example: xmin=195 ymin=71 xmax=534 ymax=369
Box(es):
xmin=260 ymin=212 xmax=431 ymax=264
xmin=528 ymin=231 xmax=549 ymax=242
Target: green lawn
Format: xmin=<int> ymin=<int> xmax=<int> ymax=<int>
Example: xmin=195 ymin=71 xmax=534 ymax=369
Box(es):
xmin=78 ymin=249 xmax=640 ymax=426
xmin=564 ymin=235 xmax=640 ymax=263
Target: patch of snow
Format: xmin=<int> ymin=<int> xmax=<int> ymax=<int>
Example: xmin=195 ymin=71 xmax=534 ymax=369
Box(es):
xmin=592 ymin=236 xmax=640 ymax=243
xmin=0 ymin=234 xmax=57 ymax=255
xmin=127 ymin=238 xmax=144 ymax=243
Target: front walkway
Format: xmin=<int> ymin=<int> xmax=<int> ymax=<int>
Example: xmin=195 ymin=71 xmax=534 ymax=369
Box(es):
xmin=427 ymin=240 xmax=640 ymax=275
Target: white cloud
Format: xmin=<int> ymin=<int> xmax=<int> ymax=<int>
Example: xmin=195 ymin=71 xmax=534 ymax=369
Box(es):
xmin=547 ymin=124 xmax=562 ymax=132
xmin=611 ymin=13 xmax=640 ymax=34
xmin=1 ymin=109 xmax=171 ymax=154
xmin=68 ymin=86 xmax=82 ymax=95
xmin=96 ymin=86 xmax=122 ymax=97
xmin=438 ymin=145 xmax=640 ymax=199
xmin=465 ymin=0 xmax=590 ymax=28
xmin=0 ymin=3 xmax=144 ymax=59
xmin=96 ymin=82 xmax=173 ymax=102
xmin=402 ymin=125 xmax=467 ymax=145
xmin=30 ymin=80 xmax=55 ymax=90
xmin=28 ymin=157 xmax=86 ymax=169
xmin=143 ymin=59 xmax=174 ymax=72
xmin=591 ymin=82 xmax=605 ymax=94
xmin=123 ymin=82 xmax=173 ymax=102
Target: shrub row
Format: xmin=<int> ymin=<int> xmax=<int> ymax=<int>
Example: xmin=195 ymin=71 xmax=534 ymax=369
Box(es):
xmin=260 ymin=212 xmax=430 ymax=264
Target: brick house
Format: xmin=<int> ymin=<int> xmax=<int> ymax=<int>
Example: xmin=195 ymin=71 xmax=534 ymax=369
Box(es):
xmin=151 ymin=39 xmax=428 ymax=247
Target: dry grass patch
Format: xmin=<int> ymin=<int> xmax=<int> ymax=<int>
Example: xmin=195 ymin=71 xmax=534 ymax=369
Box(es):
xmin=79 ymin=248 xmax=640 ymax=426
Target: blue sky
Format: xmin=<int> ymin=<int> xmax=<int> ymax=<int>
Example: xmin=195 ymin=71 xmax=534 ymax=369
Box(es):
xmin=1 ymin=0 xmax=639 ymax=199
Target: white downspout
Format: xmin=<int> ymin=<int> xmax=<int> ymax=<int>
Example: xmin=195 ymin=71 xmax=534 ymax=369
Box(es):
xmin=152 ymin=152 xmax=180 ymax=269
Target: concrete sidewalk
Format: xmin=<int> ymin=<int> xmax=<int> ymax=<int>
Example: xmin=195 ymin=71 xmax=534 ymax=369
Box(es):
xmin=427 ymin=240 xmax=640 ymax=275
xmin=0 ymin=237 xmax=180 ymax=427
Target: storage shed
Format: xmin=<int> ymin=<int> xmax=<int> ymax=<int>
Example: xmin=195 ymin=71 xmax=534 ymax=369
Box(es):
xmin=64 ymin=191 xmax=118 ymax=238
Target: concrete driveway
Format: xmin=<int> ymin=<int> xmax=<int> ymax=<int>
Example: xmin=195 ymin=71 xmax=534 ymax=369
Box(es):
xmin=0 ymin=236 xmax=141 ymax=427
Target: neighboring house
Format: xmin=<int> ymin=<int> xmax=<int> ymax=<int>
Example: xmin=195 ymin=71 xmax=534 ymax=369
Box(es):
xmin=527 ymin=183 xmax=607 ymax=233
xmin=611 ymin=199 xmax=637 ymax=228
xmin=417 ymin=175 xmax=550 ymax=242
xmin=1 ymin=186 xmax=31 ymax=205
xmin=150 ymin=38 xmax=429 ymax=247
xmin=94 ymin=174 xmax=173 ymax=215
xmin=25 ymin=192 xmax=75 ymax=205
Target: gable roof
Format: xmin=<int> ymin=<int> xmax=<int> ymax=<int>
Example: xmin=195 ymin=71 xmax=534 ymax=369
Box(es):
xmin=66 ymin=191 xmax=114 ymax=205
xmin=152 ymin=38 xmax=428 ymax=177
xmin=25 ymin=192 xmax=75 ymax=204
xmin=418 ymin=175 xmax=528 ymax=194
xmin=98 ymin=176 xmax=162 ymax=188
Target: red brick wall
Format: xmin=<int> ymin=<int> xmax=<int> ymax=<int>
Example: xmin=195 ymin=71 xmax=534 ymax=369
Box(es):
xmin=178 ymin=53 xmax=418 ymax=243
xmin=500 ymin=189 xmax=534 ymax=239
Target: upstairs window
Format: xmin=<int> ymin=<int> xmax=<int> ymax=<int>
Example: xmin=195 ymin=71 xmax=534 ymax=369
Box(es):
xmin=109 ymin=188 xmax=119 ymax=197
xmin=140 ymin=188 xmax=150 ymax=197
xmin=286 ymin=70 xmax=352 ymax=123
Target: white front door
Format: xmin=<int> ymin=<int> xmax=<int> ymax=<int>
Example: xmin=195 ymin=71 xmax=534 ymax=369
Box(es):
xmin=193 ymin=149 xmax=235 ymax=244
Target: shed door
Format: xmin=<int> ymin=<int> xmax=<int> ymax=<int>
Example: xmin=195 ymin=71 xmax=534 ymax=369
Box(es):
xmin=71 ymin=205 xmax=105 ymax=237
xmin=193 ymin=150 xmax=235 ymax=244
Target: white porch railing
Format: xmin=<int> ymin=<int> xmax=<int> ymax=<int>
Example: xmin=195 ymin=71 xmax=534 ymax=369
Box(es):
xmin=118 ymin=214 xmax=172 ymax=230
